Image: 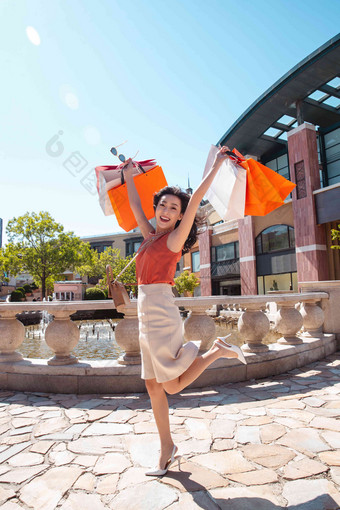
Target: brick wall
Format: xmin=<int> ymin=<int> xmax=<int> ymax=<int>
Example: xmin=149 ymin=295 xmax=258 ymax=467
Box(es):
xmin=287 ymin=123 xmax=329 ymax=282
xmin=238 ymin=216 xmax=257 ymax=295
xmin=199 ymin=227 xmax=212 ymax=296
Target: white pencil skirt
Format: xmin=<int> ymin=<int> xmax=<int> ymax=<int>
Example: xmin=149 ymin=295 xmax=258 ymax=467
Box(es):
xmin=137 ymin=283 xmax=200 ymax=383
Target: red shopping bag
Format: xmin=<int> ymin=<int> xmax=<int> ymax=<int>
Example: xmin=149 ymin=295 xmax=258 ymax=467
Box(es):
xmin=107 ymin=165 xmax=168 ymax=231
xmin=95 ymin=159 xmax=157 ymax=193
xmin=95 ymin=160 xmax=158 ymax=216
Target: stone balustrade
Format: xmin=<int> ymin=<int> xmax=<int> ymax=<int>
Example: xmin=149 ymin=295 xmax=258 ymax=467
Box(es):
xmin=0 ymin=290 xmax=337 ymax=394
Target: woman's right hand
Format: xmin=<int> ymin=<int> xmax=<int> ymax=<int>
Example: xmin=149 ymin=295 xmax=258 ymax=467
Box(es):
xmin=122 ymin=158 xmax=134 ymax=174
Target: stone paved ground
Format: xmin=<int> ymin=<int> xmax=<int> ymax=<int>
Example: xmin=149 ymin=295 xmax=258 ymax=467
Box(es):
xmin=0 ymin=354 xmax=340 ymax=510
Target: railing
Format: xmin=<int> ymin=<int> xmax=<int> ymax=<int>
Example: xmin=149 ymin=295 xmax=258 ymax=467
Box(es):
xmin=0 ymin=292 xmax=330 ymax=366
xmin=210 ymin=259 xmax=240 ymax=277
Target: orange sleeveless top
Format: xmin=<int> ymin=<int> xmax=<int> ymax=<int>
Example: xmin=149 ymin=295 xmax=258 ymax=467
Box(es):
xmin=136 ymin=232 xmax=182 ymax=286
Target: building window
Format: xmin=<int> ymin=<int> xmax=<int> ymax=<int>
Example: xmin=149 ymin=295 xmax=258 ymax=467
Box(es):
xmin=91 ymin=243 xmax=112 ymax=253
xmin=134 ymin=241 xmax=142 ymax=252
xmin=213 ymin=242 xmax=239 ymax=262
xmin=256 ymin=225 xmax=295 ymax=254
xmin=191 ymin=251 xmax=200 ymax=272
xmin=324 ymin=126 xmax=340 ymax=186
xmin=258 ymin=272 xmax=297 ymax=294
xmin=125 ymin=238 xmax=143 ymax=256
xmin=265 ymin=152 xmax=290 ymax=181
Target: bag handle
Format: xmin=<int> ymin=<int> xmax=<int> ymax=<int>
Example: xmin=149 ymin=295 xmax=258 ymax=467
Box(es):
xmin=120 ymin=162 xmax=146 ymax=185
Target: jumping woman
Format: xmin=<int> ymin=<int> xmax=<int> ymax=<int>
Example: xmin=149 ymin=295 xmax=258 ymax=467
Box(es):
xmin=122 ymin=146 xmax=246 ymax=476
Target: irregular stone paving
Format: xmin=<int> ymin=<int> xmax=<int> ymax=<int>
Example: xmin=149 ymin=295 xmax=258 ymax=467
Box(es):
xmin=0 ymin=354 xmax=339 ymax=509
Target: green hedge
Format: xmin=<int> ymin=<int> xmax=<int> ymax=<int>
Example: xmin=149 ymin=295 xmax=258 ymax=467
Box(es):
xmin=16 ymin=287 xmax=26 ymax=296
xmin=11 ymin=290 xmax=25 ymax=302
xmin=84 ymin=287 xmax=106 ymax=300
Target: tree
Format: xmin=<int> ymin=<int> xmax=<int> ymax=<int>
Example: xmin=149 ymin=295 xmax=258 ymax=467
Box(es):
xmin=331 ymin=224 xmax=340 ymax=250
xmin=1 ymin=212 xmax=93 ymax=299
xmin=77 ymin=247 xmax=137 ymax=294
xmin=174 ymin=270 xmax=200 ymax=296
xmin=76 ymin=247 xmax=121 ymax=280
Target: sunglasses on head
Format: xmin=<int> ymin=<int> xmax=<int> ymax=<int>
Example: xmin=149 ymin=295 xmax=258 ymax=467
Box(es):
xmin=110 ymin=141 xmax=139 ymax=163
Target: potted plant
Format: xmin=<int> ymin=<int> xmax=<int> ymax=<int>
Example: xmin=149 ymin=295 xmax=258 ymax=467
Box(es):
xmin=174 ymin=271 xmax=200 ymax=297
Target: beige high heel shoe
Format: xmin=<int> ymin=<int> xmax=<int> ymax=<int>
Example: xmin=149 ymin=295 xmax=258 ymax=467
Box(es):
xmin=214 ymin=334 xmax=247 ymax=365
xmin=145 ymin=445 xmax=182 ymax=476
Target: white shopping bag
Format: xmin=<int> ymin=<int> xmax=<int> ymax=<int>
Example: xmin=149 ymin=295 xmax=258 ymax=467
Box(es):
xmin=203 ymin=145 xmax=247 ymax=221
xmin=96 ymin=161 xmax=157 ymax=216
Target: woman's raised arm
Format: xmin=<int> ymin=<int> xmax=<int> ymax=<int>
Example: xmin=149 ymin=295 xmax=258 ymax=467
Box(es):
xmin=123 ymin=159 xmax=154 ymax=239
xmin=167 ymin=146 xmax=229 ymax=253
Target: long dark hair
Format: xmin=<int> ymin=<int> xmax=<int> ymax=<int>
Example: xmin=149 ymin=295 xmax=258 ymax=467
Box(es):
xmin=153 ymin=186 xmax=205 ymax=254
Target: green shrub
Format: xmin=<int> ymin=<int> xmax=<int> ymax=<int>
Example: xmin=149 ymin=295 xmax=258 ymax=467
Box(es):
xmin=30 ymin=282 xmax=38 ymax=290
xmin=84 ymin=287 xmax=106 ymax=300
xmin=11 ymin=290 xmax=25 ymax=302
xmin=23 ymin=284 xmax=32 ymax=293
xmin=174 ymin=271 xmax=200 ymax=296
xmin=17 ymin=287 xmax=26 ymax=296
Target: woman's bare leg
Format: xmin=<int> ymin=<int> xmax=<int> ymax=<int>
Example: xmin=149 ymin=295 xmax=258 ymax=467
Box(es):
xmin=162 ymin=342 xmax=239 ymax=395
xmin=145 ymin=378 xmax=177 ymax=469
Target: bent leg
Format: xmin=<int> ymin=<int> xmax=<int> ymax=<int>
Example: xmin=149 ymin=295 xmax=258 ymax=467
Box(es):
xmin=162 ymin=342 xmax=238 ymax=395
xmin=145 ymin=378 xmax=176 ymax=469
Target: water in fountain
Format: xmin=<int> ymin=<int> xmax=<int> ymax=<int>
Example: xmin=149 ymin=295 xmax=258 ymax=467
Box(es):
xmin=21 ymin=319 xmax=123 ymax=360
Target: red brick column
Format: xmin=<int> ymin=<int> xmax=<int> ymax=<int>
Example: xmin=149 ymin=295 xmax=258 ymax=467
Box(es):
xmin=238 ymin=216 xmax=257 ymax=295
xmin=199 ymin=227 xmax=212 ymax=296
xmin=287 ymin=123 xmax=328 ymax=282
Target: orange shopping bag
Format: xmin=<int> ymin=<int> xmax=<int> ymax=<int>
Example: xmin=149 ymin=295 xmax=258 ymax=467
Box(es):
xmin=107 ymin=165 xmax=167 ymax=231
xmin=232 ymin=149 xmax=296 ymax=216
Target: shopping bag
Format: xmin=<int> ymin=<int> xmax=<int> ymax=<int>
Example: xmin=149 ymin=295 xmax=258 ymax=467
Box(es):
xmin=203 ymin=145 xmax=247 ymax=221
xmin=204 ymin=145 xmax=296 ymax=220
xmin=95 ymin=160 xmax=157 ymax=216
xmin=233 ymin=150 xmax=296 ymax=216
xmin=107 ymin=165 xmax=168 ymax=231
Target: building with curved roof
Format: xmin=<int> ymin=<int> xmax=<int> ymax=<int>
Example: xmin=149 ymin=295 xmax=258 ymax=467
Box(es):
xmin=193 ymin=34 xmax=340 ymax=296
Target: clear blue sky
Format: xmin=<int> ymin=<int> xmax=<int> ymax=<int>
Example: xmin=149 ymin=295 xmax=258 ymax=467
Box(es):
xmin=1 ymin=0 xmax=339 ymax=243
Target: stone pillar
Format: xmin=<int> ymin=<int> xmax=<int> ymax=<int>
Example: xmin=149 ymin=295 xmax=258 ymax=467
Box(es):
xmin=114 ymin=303 xmax=140 ymax=365
xmin=275 ymin=302 xmax=303 ymax=345
xmin=238 ymin=216 xmax=257 ymax=295
xmin=300 ymin=300 xmax=324 ymax=338
xmin=299 ymin=281 xmax=340 ymax=345
xmin=287 ymin=123 xmax=329 ymax=283
xmin=184 ymin=304 xmax=216 ymax=352
xmin=199 ymin=226 xmax=213 ymax=296
xmin=238 ymin=303 xmax=270 ymax=352
xmin=0 ymin=309 xmax=25 ymax=362
xmin=45 ymin=309 xmax=80 ymax=365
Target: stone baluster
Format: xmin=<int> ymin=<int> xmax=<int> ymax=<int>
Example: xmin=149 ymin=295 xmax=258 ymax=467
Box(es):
xmin=45 ymin=309 xmax=80 ymax=365
xmin=299 ymin=299 xmax=324 ymax=338
xmin=115 ymin=303 xmax=140 ymax=365
xmin=184 ymin=304 xmax=216 ymax=352
xmin=275 ymin=301 xmax=303 ymax=345
xmin=238 ymin=303 xmax=270 ymax=353
xmin=0 ymin=309 xmax=25 ymax=362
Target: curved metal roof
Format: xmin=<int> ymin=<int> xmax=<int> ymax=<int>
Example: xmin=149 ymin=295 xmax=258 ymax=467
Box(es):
xmin=218 ymin=34 xmax=340 ymax=161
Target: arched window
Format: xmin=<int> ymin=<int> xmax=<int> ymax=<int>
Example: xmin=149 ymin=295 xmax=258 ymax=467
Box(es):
xmin=256 ymin=225 xmax=295 ymax=255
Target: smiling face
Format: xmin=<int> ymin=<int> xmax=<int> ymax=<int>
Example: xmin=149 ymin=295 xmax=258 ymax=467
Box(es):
xmin=155 ymin=194 xmax=183 ymax=232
